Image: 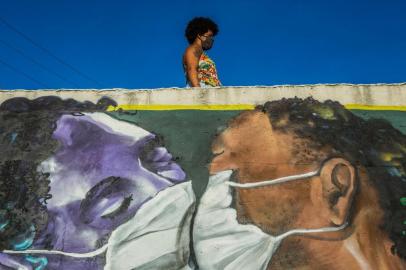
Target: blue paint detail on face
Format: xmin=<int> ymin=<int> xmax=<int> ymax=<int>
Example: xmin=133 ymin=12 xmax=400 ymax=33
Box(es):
xmin=0 ymin=210 xmax=9 ymax=231
xmin=13 ymin=238 xmax=34 ymax=250
xmin=388 ymin=167 xmax=402 ymax=177
xmin=10 ymin=132 xmax=17 ymax=143
xmin=25 ymin=255 xmax=48 ymax=270
xmin=5 ymin=202 xmax=16 ymax=209
xmin=13 ymin=225 xmax=35 ymax=250
xmin=0 ymin=220 xmax=9 ymax=231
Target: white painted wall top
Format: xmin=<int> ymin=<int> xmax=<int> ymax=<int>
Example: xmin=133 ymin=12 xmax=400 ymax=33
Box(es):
xmin=0 ymin=83 xmax=405 ymax=106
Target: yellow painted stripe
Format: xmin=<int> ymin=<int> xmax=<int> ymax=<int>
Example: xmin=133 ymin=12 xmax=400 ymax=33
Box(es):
xmin=107 ymin=104 xmax=406 ymax=111
xmin=344 ymin=104 xmax=406 ymax=111
xmin=107 ymin=104 xmax=256 ymax=111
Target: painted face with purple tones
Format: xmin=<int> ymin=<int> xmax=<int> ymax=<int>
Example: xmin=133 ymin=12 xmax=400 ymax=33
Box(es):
xmin=2 ymin=112 xmax=187 ymax=269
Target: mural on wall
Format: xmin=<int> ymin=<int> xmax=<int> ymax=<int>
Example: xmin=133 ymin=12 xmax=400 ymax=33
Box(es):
xmin=0 ymin=94 xmax=404 ymax=270
xmin=194 ymin=97 xmax=406 ymax=270
xmin=0 ymin=96 xmax=195 ymax=270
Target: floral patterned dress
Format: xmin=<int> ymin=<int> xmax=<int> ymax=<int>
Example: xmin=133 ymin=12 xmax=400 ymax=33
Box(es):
xmin=185 ymin=52 xmax=221 ymax=87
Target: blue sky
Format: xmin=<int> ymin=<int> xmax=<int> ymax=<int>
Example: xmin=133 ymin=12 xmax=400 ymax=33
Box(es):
xmin=0 ymin=0 xmax=405 ymax=89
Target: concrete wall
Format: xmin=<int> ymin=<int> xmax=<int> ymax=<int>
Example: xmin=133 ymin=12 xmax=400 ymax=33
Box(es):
xmin=0 ymin=84 xmax=405 ymax=269
xmin=1 ymin=83 xmax=406 ymax=108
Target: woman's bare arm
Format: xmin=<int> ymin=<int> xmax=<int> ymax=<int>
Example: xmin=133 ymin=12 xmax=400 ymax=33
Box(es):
xmin=184 ymin=47 xmax=201 ymax=87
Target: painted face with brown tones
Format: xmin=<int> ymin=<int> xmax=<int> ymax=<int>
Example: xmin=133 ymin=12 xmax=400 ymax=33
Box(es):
xmin=209 ymin=110 xmax=405 ymax=270
xmin=211 ymin=110 xmax=333 ymax=234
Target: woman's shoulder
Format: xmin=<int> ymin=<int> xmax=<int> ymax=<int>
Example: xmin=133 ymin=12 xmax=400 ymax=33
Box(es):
xmin=184 ymin=45 xmax=203 ymax=59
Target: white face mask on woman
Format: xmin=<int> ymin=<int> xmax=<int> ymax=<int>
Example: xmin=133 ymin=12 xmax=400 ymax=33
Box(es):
xmin=193 ymin=170 xmax=348 ymax=270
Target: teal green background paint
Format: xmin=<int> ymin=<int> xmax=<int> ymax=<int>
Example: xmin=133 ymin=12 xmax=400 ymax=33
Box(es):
xmin=109 ymin=109 xmax=406 ymax=198
xmin=108 ymin=110 xmax=241 ymax=198
xmin=351 ymin=110 xmax=406 ymax=134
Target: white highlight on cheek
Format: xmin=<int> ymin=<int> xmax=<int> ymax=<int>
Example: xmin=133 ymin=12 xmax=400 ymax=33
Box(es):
xmin=37 ymin=157 xmax=60 ymax=175
xmin=39 ymin=157 xmax=90 ymax=207
xmin=344 ymin=239 xmax=371 ymax=270
xmin=76 ymin=229 xmax=100 ymax=247
xmin=49 ymin=173 xmax=91 ymax=207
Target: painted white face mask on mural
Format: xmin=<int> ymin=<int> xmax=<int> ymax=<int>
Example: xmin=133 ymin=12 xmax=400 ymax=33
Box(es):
xmin=193 ymin=170 xmax=348 ymax=270
xmin=4 ymin=182 xmax=195 ymax=270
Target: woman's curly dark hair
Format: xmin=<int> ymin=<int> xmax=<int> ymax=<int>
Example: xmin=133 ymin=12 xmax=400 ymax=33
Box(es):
xmin=185 ymin=17 xmax=219 ymax=44
xmin=0 ymin=96 xmax=116 ymax=250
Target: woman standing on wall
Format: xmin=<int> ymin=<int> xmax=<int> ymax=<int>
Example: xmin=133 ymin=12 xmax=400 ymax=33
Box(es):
xmin=183 ymin=17 xmax=222 ymax=88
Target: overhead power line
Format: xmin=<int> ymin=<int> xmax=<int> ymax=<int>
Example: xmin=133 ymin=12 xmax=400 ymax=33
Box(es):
xmin=0 ymin=17 xmax=103 ymax=88
xmin=0 ymin=57 xmax=50 ymax=88
xmin=0 ymin=39 xmax=80 ymax=88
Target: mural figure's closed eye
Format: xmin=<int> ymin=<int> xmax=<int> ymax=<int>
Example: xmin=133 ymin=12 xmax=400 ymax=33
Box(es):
xmin=79 ymin=176 xmax=138 ymax=230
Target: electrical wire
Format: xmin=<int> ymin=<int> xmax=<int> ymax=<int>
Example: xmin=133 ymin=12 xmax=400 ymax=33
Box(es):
xmin=0 ymin=57 xmax=50 ymax=88
xmin=0 ymin=16 xmax=103 ymax=88
xmin=0 ymin=39 xmax=80 ymax=88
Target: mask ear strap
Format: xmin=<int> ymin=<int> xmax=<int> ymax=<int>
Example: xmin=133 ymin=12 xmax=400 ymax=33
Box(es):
xmin=226 ymin=170 xmax=320 ymax=189
xmin=3 ymin=243 xmax=108 ymax=258
xmin=274 ymin=222 xmax=349 ymax=242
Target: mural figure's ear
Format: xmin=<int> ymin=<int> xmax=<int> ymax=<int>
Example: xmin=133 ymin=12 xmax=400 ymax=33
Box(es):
xmin=319 ymin=158 xmax=357 ymax=226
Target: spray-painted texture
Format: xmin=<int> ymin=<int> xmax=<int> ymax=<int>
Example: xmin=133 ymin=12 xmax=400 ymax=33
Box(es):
xmin=0 ymin=85 xmax=405 ymax=270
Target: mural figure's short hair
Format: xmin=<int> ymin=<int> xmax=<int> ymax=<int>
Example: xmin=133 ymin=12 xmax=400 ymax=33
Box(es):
xmin=258 ymin=97 xmax=406 ymax=259
xmin=185 ymin=17 xmax=219 ymax=44
xmin=0 ymin=96 xmax=116 ymax=250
